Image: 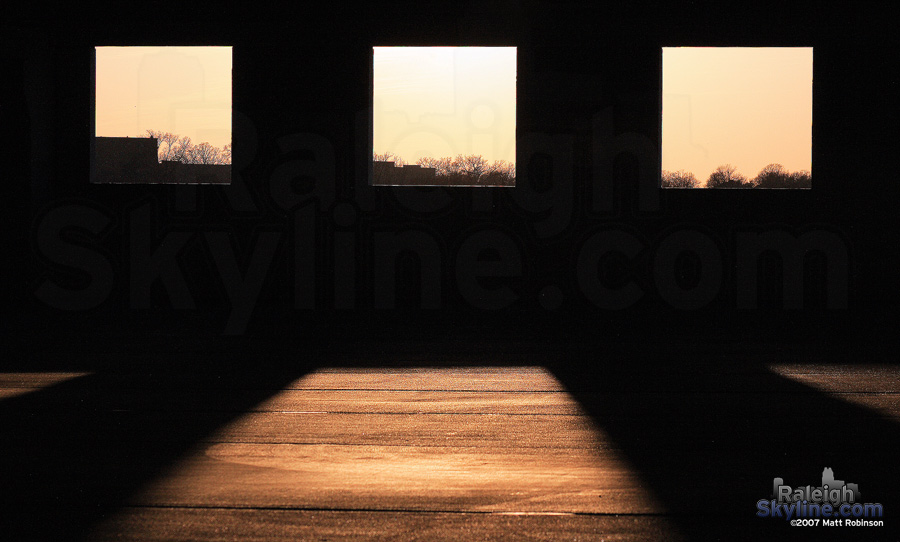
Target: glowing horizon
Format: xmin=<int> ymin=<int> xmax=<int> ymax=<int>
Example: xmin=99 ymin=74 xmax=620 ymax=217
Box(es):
xmin=662 ymin=47 xmax=812 ymax=184
xmin=95 ymin=46 xmax=232 ymax=150
xmin=373 ymin=46 xmax=516 ymax=167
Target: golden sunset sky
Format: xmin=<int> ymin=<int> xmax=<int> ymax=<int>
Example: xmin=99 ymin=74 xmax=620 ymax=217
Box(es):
xmin=374 ymin=46 xmax=516 ymax=166
xmin=95 ymin=46 xmax=232 ymax=149
xmin=662 ymin=47 xmax=812 ymax=182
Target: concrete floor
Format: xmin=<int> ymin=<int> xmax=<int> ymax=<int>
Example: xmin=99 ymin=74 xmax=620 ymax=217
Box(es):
xmin=1 ymin=363 xmax=898 ymax=541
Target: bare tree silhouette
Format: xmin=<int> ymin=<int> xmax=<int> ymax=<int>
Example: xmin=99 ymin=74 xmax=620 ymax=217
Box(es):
xmin=145 ymin=130 xmax=179 ymax=161
xmin=663 ymin=163 xmax=812 ymax=189
xmin=143 ymin=130 xmax=231 ymax=165
xmin=374 ymin=151 xmax=404 ymax=167
xmin=191 ymin=142 xmax=220 ymax=165
xmin=416 ymin=156 xmax=452 ymax=175
xmin=661 ymin=170 xmax=699 ymax=188
xmin=706 ymin=164 xmax=752 ymax=188
xmin=753 ymin=163 xmax=811 ymax=188
xmin=375 ymin=153 xmax=515 ymax=186
xmin=788 ymin=170 xmax=811 ymax=188
xmin=456 ymin=154 xmax=490 ymax=181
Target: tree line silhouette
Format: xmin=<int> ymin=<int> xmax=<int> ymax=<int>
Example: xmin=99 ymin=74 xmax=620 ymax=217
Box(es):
xmin=662 ymin=163 xmax=811 ymax=189
xmin=144 ymin=130 xmax=231 ymax=165
xmin=374 ymin=152 xmax=515 ymax=186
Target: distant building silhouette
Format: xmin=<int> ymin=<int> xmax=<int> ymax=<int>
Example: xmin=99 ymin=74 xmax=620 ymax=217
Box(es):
xmin=93 ymin=136 xmax=230 ymax=184
xmin=373 ymin=161 xmax=436 ymax=186
xmin=93 ymin=137 xmax=158 ymax=183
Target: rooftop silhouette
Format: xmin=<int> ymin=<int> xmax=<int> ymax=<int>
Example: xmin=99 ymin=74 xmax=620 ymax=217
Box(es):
xmin=92 ymin=136 xmax=230 ymax=184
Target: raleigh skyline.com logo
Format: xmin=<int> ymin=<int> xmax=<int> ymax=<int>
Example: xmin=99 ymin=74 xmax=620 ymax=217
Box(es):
xmin=756 ymin=468 xmax=884 ymax=527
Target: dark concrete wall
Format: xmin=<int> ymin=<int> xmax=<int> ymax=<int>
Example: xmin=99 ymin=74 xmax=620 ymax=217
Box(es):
xmin=7 ymin=1 xmax=897 ymax=361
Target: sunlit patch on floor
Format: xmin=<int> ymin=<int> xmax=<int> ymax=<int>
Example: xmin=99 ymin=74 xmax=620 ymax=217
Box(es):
xmin=0 ymin=372 xmax=92 ymax=400
xmin=88 ymin=366 xmax=682 ymax=540
xmin=768 ymin=364 xmax=900 ymax=420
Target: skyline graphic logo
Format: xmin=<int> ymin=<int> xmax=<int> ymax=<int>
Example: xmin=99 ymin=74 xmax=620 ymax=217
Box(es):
xmin=757 ymin=468 xmax=884 ymax=527
xmin=773 ymin=467 xmax=859 ymax=505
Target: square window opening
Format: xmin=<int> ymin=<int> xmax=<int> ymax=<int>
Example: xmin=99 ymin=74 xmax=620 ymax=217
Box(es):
xmin=661 ymin=47 xmax=812 ymax=189
xmin=372 ymin=46 xmax=517 ymax=187
xmin=92 ymin=46 xmax=232 ymax=184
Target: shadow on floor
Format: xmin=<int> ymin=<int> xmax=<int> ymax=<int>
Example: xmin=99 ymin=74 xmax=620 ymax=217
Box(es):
xmin=0 ymin=356 xmax=318 ymax=542
xmin=549 ymin=346 xmax=900 ymax=541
